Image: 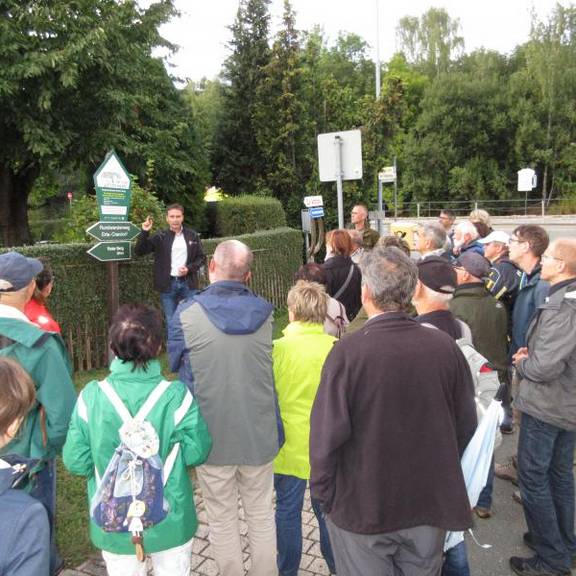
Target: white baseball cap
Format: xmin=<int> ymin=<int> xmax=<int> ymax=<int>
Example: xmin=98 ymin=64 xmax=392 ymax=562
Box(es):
xmin=478 ymin=230 xmax=510 ymax=245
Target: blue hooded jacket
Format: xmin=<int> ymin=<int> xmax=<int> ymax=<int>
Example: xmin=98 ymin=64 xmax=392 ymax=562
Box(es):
xmin=0 ymin=456 xmax=49 ymax=576
xmin=168 ymin=281 xmax=273 ymax=390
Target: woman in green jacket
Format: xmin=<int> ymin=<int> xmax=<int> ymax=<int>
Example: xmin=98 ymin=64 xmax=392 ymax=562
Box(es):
xmin=63 ymin=304 xmax=212 ymax=576
xmin=273 ymin=281 xmax=337 ymax=576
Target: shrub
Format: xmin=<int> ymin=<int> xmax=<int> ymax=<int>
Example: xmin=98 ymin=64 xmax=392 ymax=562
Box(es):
xmin=2 ymin=227 xmax=302 ymax=371
xmin=214 ymin=195 xmax=286 ymax=236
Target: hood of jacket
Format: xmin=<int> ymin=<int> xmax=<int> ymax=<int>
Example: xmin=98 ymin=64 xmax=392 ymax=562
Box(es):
xmin=193 ymin=280 xmax=273 ymax=335
xmin=0 ymin=455 xmax=40 ymax=497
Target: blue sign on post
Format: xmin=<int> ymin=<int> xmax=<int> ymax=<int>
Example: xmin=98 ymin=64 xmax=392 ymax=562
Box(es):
xmin=309 ymin=207 xmax=325 ymax=219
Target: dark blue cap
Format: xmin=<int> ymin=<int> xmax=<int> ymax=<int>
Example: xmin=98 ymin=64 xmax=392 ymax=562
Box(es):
xmin=0 ymin=252 xmax=43 ymax=292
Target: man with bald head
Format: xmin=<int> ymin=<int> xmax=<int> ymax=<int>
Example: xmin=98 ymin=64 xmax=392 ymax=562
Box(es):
xmin=510 ymin=239 xmax=576 ymax=576
xmin=169 ymin=240 xmax=279 ymax=576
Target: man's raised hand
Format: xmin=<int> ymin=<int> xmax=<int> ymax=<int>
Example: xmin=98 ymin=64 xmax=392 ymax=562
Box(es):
xmin=142 ymin=215 xmax=153 ymax=231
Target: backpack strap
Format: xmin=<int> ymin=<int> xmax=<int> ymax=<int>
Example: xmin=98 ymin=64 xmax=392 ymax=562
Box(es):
xmin=98 ymin=379 xmax=172 ymax=423
xmin=98 ymin=379 xmax=132 ymax=423
xmin=333 ymin=265 xmax=355 ymax=300
xmin=456 ymin=319 xmax=473 ymax=345
xmin=135 ymin=380 xmax=172 ymax=421
xmin=162 ymin=389 xmax=193 ymax=486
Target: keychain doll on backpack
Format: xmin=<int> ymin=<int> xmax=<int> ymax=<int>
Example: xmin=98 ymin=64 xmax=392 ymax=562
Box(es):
xmin=63 ymin=304 xmax=212 ymax=576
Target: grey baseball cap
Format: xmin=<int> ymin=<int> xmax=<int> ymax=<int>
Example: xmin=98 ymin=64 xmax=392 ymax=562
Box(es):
xmin=454 ymin=251 xmax=491 ymax=279
xmin=0 ymin=252 xmax=43 ymax=292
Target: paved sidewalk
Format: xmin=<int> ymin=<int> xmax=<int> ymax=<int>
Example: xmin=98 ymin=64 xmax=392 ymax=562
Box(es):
xmin=62 ymin=433 xmax=541 ymax=576
xmin=62 ymin=483 xmax=331 ymax=576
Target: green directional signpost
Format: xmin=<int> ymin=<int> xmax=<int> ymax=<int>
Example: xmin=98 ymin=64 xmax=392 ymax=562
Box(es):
xmin=86 ymin=221 xmax=141 ymax=242
xmin=87 ymin=151 xmax=136 ymax=336
xmin=87 ymin=241 xmax=132 ymax=262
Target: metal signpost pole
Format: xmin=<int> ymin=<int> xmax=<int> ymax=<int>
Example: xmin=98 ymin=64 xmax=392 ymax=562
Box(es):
xmin=393 ymin=155 xmax=398 ymax=219
xmin=377 ymin=177 xmax=383 ymax=234
xmin=335 ymin=136 xmax=345 ymax=228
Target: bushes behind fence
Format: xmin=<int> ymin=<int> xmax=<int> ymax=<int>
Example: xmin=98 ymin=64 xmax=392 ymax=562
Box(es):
xmin=213 ymin=196 xmax=287 ymax=237
xmin=1 ymin=227 xmax=302 ymax=371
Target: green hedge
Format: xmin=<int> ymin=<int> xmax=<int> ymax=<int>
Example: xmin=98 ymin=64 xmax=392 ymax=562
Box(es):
xmin=1 ymin=227 xmax=302 ymax=371
xmin=214 ymin=195 xmax=287 ymax=236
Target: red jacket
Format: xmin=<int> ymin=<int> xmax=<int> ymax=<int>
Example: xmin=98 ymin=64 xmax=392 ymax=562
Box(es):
xmin=24 ymin=299 xmax=61 ymax=333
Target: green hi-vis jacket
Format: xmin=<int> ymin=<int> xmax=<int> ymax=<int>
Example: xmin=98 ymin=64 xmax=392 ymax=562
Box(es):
xmin=63 ymin=358 xmax=212 ymax=554
xmin=273 ymin=322 xmax=336 ymax=480
xmin=0 ymin=307 xmax=75 ymax=461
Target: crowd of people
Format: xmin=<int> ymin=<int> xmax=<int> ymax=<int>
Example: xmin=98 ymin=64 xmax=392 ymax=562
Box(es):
xmin=0 ymin=203 xmax=575 ymax=576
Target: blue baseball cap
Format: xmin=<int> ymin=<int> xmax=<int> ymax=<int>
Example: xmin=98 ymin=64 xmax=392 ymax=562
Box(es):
xmin=0 ymin=252 xmax=43 ymax=292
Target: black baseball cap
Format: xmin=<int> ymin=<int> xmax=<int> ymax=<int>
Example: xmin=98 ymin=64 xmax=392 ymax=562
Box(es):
xmin=417 ymin=256 xmax=457 ymax=294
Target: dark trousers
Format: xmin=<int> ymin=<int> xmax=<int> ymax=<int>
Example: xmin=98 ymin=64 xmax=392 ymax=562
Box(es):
xmin=33 ymin=459 xmax=62 ymax=575
xmin=160 ymin=278 xmax=196 ymax=324
xmin=476 ymin=456 xmax=495 ymax=510
xmin=274 ymin=474 xmax=335 ymax=575
xmin=326 ymin=519 xmax=445 ymax=576
xmin=518 ymin=412 xmax=576 ymax=573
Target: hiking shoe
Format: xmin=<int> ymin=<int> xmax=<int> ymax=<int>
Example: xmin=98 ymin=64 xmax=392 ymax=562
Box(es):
xmin=474 ymin=506 xmax=492 ymax=519
xmin=523 ymin=534 xmax=576 ymax=568
xmin=509 ymin=556 xmax=570 ymax=576
xmin=495 ymin=460 xmax=518 ymax=485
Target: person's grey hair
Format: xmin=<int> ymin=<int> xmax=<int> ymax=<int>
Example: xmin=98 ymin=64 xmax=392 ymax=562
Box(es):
xmin=419 ymin=223 xmax=447 ymax=250
xmin=359 ymin=246 xmax=417 ymax=311
xmin=455 ymin=220 xmax=479 ymax=240
xmin=212 ymin=240 xmax=253 ymax=281
xmin=422 ymin=284 xmax=453 ymax=305
xmin=348 ymin=229 xmax=363 ymax=248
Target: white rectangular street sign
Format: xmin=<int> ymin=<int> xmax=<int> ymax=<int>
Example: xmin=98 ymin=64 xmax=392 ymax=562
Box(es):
xmin=317 ymin=130 xmax=363 ymax=182
xmin=304 ymin=195 xmax=324 ymax=208
xmin=378 ymin=166 xmax=396 ymax=183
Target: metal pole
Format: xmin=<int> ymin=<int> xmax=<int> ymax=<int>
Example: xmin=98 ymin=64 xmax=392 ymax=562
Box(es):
xmin=107 ymin=261 xmax=120 ymax=362
xmin=335 ymin=136 xmax=345 ymax=228
xmin=377 ymin=177 xmax=383 ymax=234
xmin=375 ymin=0 xmax=381 ymax=99
xmin=393 ymin=155 xmax=398 ymax=219
xmin=417 ymin=203 xmax=420 ymax=219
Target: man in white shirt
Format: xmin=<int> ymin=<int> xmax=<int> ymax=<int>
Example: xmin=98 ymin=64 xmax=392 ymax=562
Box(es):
xmin=135 ymin=203 xmax=205 ymax=323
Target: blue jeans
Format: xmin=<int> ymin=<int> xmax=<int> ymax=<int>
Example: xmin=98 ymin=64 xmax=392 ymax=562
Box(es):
xmin=476 ymin=456 xmax=495 ymax=510
xmin=32 ymin=459 xmax=62 ymax=575
xmin=160 ymin=278 xmax=195 ymax=324
xmin=518 ymin=412 xmax=576 ymax=573
xmin=443 ymin=540 xmax=471 ymax=576
xmin=274 ymin=474 xmax=336 ymax=575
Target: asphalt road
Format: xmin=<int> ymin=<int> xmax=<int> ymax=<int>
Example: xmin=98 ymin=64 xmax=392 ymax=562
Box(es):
xmin=468 ymin=431 xmax=531 ymax=576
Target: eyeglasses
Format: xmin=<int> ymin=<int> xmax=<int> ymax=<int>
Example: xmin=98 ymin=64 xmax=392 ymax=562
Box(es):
xmin=509 ymin=237 xmax=526 ymax=245
xmin=542 ymin=253 xmax=563 ymax=262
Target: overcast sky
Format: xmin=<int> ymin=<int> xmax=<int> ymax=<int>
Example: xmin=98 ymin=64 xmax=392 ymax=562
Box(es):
xmin=158 ymin=0 xmax=566 ymax=83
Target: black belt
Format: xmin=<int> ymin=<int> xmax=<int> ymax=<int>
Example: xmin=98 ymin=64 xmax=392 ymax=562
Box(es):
xmin=171 ymin=276 xmax=186 ymax=281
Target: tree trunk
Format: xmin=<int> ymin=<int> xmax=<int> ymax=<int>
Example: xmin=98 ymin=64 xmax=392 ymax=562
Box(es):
xmin=0 ymin=163 xmax=38 ymax=247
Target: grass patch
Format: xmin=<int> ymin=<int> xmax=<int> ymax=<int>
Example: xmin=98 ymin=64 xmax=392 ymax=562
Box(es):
xmin=273 ymin=307 xmax=289 ymax=339
xmin=58 ymin=311 xmax=289 ymax=568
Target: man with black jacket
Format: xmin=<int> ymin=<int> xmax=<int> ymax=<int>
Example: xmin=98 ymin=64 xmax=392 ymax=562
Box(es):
xmin=479 ymin=230 xmax=522 ymax=433
xmin=135 ymin=203 xmax=205 ymax=323
xmin=480 ymin=231 xmax=522 ymax=315
xmin=310 ymin=246 xmax=476 ymax=576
